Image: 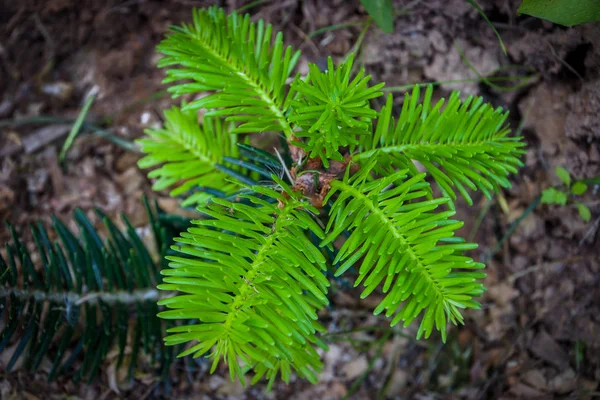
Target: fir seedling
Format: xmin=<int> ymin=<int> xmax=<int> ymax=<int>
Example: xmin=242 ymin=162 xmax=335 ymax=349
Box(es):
xmin=133 ymin=6 xmax=527 ymax=386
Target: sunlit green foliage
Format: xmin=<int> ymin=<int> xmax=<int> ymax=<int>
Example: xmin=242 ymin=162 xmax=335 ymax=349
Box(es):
xmin=323 ymin=163 xmax=485 ymax=342
xmin=157 ymin=7 xmax=300 ymax=136
xmin=289 ymin=54 xmax=384 ymax=165
xmin=356 ymin=86 xmax=526 ymax=207
xmin=541 ymin=166 xmax=593 ymax=222
xmin=138 ymin=106 xmax=240 ymax=206
xmin=134 ymin=5 xmax=526 ymax=386
xmin=158 ymin=185 xmax=329 ymax=386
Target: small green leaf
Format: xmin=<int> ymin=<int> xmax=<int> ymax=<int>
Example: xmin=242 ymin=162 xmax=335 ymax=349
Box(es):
xmin=555 ymin=167 xmax=571 ymax=187
xmin=361 ymin=0 xmax=394 ymax=33
xmin=59 ymin=93 xmax=96 ymax=165
xmin=541 ymin=188 xmax=567 ymax=205
xmin=517 ymin=0 xmax=600 ymax=27
xmin=572 ymin=182 xmax=588 ymax=196
xmin=576 ymin=203 xmax=591 ymax=222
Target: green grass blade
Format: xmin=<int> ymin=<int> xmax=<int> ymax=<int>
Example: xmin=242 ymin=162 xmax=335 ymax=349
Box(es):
xmin=59 ymin=93 xmax=96 ymax=164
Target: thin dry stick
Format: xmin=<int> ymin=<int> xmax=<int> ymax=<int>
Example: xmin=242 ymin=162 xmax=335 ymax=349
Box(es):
xmin=506 ymin=255 xmax=595 ymax=284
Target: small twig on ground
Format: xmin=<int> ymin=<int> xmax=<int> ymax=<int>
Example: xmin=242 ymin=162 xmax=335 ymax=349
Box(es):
xmin=544 ymin=40 xmax=585 ymax=83
xmin=580 ymin=215 xmax=600 ymax=246
xmin=289 ymin=23 xmax=320 ymax=55
xmin=32 ymin=13 xmax=55 ymax=82
xmin=0 ymin=116 xmax=140 ymax=155
xmin=506 ymin=255 xmax=594 ymax=284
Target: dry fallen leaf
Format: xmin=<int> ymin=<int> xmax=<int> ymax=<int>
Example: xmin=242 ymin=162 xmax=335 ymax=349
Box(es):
xmin=549 ymin=368 xmax=577 ymax=394
xmin=385 ymin=369 xmax=409 ymax=397
xmin=521 ymin=369 xmax=547 ymax=391
xmin=529 ymin=330 xmax=570 ymax=370
xmin=341 ymin=355 xmax=368 ymax=380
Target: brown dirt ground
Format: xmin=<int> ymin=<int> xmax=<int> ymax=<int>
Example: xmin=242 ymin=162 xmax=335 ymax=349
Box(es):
xmin=1 ymin=0 xmax=599 ymax=399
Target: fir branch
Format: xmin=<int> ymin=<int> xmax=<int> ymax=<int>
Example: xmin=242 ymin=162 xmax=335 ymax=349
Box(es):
xmin=158 ymin=184 xmax=330 ymax=386
xmin=356 ymin=86 xmax=525 ymax=205
xmin=158 ymin=6 xmax=300 ymax=136
xmin=289 ymin=54 xmax=384 ymax=165
xmin=322 ymin=163 xmax=486 ymax=341
xmin=0 ymin=200 xmax=184 ymax=383
xmin=137 ymin=105 xmax=241 ymax=206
